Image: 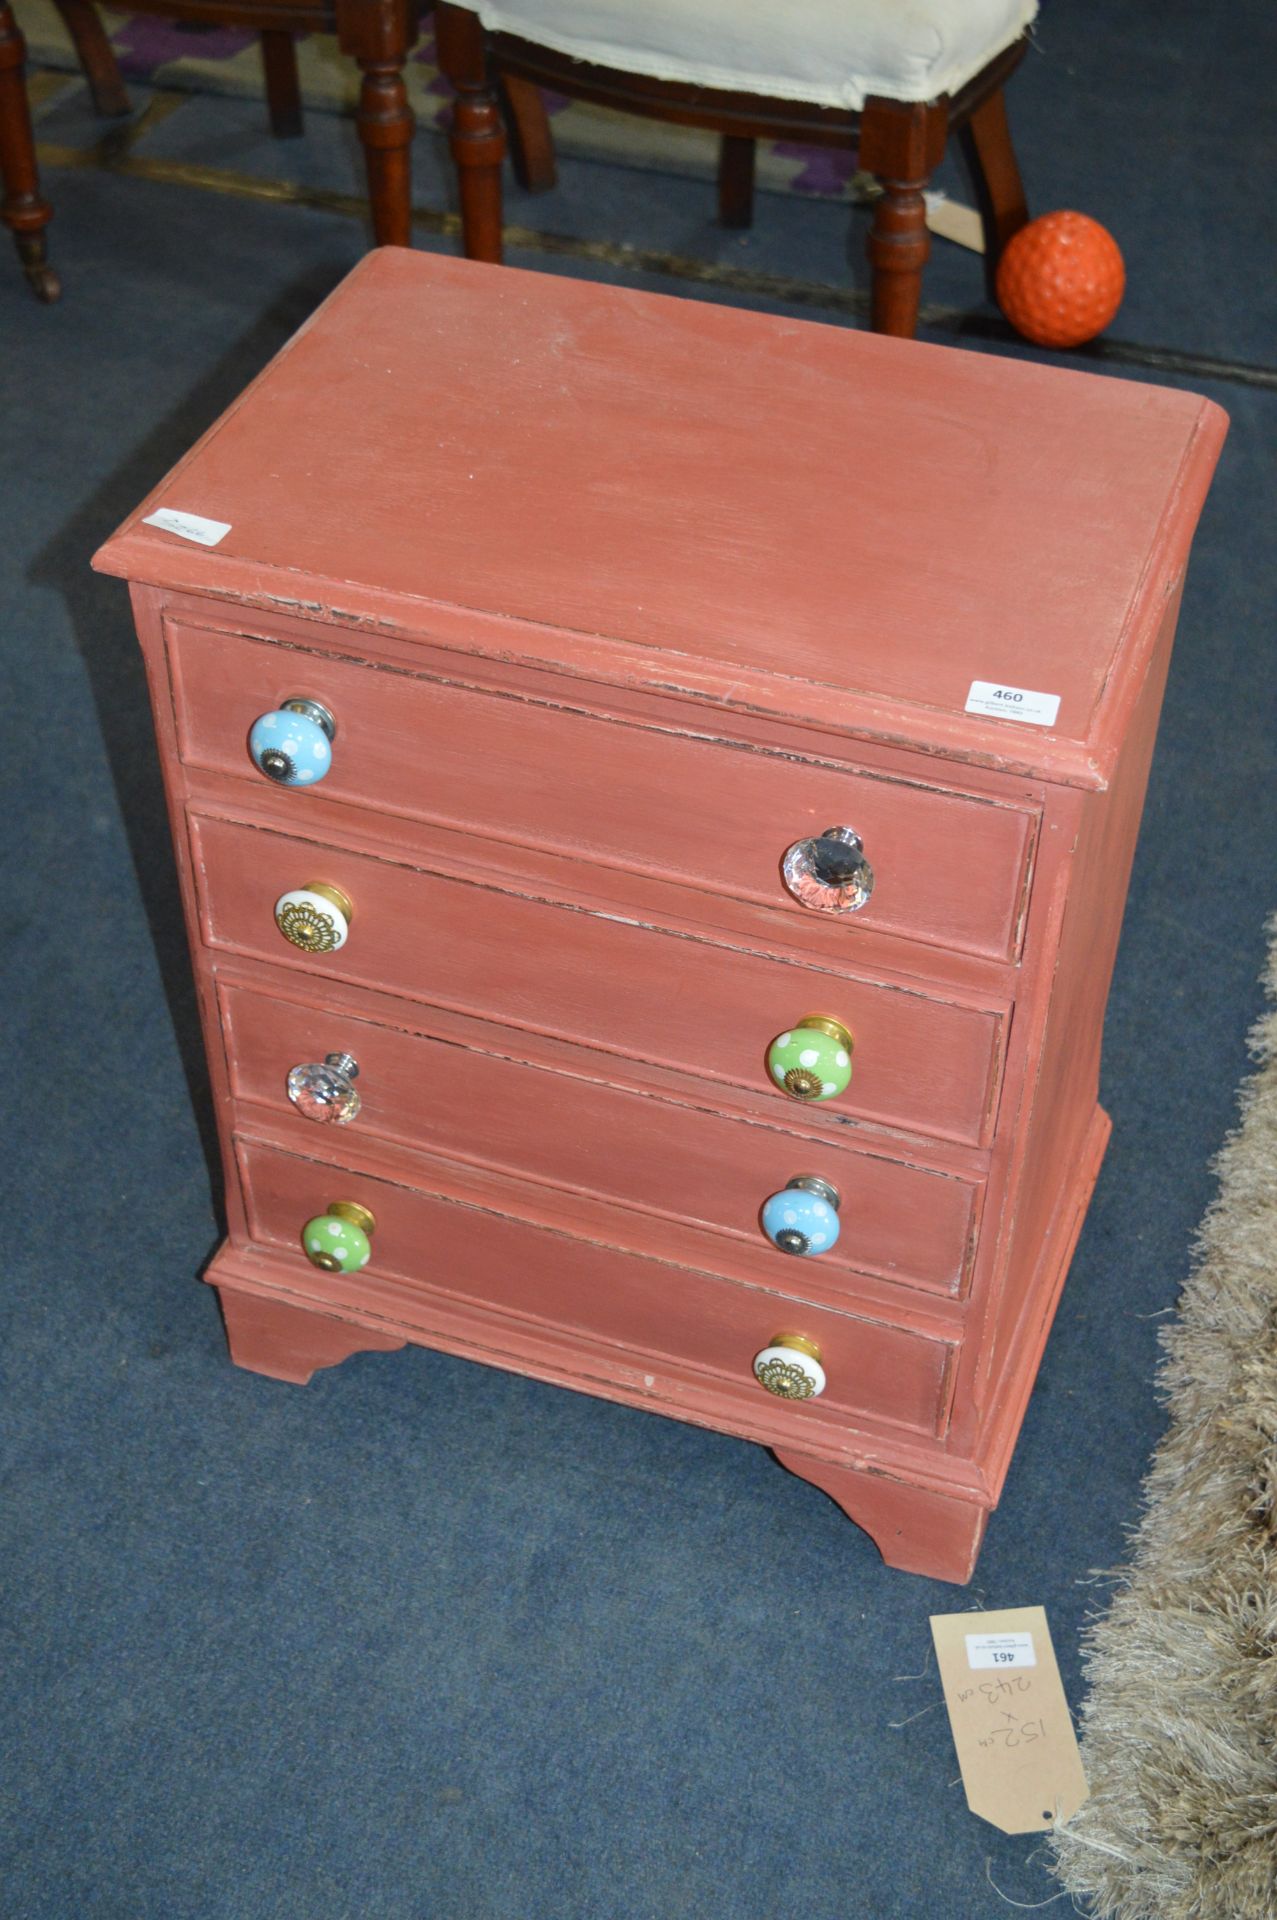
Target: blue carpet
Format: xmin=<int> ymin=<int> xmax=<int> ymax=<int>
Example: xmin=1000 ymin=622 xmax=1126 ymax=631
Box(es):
xmin=4 ymin=2 xmax=1275 ymax=1913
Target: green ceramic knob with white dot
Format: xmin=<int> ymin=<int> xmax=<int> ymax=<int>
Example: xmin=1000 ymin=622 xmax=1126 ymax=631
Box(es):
xmin=301 ymin=1200 xmax=376 ymax=1273
xmin=767 ymin=1015 xmax=854 ymax=1103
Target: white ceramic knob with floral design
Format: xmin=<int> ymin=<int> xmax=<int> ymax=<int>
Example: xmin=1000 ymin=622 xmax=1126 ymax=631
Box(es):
xmin=753 ymin=1335 xmax=826 ymax=1401
xmin=274 ymin=882 xmax=352 ymax=953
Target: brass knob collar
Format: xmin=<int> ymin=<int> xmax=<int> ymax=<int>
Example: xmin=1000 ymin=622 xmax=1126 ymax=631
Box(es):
xmin=327 ymin=1200 xmax=375 ymax=1236
xmin=306 ymin=882 xmax=353 ymax=920
xmin=796 ymin=1013 xmax=855 ymax=1052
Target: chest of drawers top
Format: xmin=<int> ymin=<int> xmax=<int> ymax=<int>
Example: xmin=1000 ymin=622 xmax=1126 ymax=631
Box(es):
xmin=94 ymin=248 xmax=1224 ymax=794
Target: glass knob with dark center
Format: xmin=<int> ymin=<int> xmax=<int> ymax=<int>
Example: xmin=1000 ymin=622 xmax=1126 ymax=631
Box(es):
xmin=781 ymin=825 xmax=874 ymax=914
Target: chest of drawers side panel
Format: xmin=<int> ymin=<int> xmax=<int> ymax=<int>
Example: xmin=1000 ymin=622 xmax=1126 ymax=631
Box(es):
xmin=951 ymin=584 xmax=1187 ymax=1491
xmin=127 ymin=582 xmax=252 ymax=1249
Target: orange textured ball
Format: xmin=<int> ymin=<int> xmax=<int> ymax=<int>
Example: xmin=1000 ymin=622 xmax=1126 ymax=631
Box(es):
xmin=995 ymin=211 xmax=1125 ymax=349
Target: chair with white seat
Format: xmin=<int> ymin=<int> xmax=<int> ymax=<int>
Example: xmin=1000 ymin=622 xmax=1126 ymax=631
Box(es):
xmin=434 ymin=0 xmax=1038 ymax=337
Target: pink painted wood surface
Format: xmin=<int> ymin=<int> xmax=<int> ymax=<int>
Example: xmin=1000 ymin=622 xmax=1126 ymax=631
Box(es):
xmin=190 ymin=810 xmax=1006 ymax=1147
xmin=168 ymin=616 xmax=1037 ymax=963
xmin=206 ymin=1240 xmax=981 ymax=1496
xmin=773 ymin=1448 xmax=988 ymax=1582
xmin=953 ymin=590 xmax=1192 ymax=1486
xmin=220 ymin=977 xmax=981 ymax=1298
xmin=101 ymin=251 xmax=1228 ymax=1580
xmin=94 ymin=250 xmax=1227 ymax=788
xmin=234 ymin=1136 xmax=954 ymax=1437
xmin=219 ymin=1285 xmax=406 ymax=1383
xmin=216 ymin=1095 xmax=967 ymax=1348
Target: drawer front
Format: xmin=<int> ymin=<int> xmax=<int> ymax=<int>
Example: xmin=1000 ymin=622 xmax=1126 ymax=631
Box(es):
xmin=193 ymin=813 xmax=1007 ymax=1148
xmin=236 ymin=1138 xmax=954 ymax=1438
xmin=170 ymin=620 xmax=1037 ymax=962
xmin=221 ymin=981 xmax=980 ymax=1298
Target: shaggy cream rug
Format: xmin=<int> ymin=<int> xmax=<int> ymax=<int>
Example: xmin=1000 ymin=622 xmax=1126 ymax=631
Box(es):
xmin=1051 ymin=916 xmax=1277 ymax=1918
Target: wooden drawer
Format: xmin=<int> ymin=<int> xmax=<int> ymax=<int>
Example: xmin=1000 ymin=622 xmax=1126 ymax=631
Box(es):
xmin=192 ymin=812 xmax=1008 ymax=1148
xmin=220 ymin=979 xmax=981 ymax=1299
xmin=235 ymin=1137 xmax=955 ymax=1439
xmin=169 ymin=618 xmax=1037 ymax=963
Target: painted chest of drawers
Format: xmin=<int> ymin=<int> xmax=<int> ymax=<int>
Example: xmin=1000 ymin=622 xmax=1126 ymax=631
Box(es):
xmin=96 ymin=249 xmax=1226 ymax=1582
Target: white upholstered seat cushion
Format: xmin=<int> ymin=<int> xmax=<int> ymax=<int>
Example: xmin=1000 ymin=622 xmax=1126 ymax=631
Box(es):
xmin=459 ymin=0 xmax=1038 ymax=111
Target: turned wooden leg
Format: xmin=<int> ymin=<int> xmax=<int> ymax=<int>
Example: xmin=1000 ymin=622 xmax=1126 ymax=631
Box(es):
xmin=958 ymin=86 xmax=1029 ymax=301
xmin=51 ymin=0 xmax=129 ymax=116
xmin=859 ymin=94 xmax=947 ymax=338
xmin=219 ymin=1286 xmax=406 ymax=1384
xmin=435 ymin=1 xmax=505 ymax=262
xmin=501 ymin=72 xmax=555 ymax=192
xmin=717 ymin=133 xmax=756 ymax=229
xmin=773 ymin=1448 xmax=990 ymax=1583
xmin=0 ymin=0 xmax=57 ymax=302
xmin=260 ymin=29 xmax=303 ymax=140
xmin=335 ymin=0 xmax=416 ymax=247
xmin=354 ymin=58 xmax=414 ymax=246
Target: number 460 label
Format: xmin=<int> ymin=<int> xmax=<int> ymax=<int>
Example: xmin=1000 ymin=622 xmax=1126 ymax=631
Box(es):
xmin=965 ymin=680 xmax=1060 ymax=727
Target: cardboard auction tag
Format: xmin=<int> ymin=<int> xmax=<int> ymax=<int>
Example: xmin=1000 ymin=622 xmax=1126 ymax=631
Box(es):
xmin=929 ymin=1606 xmax=1088 ymax=1834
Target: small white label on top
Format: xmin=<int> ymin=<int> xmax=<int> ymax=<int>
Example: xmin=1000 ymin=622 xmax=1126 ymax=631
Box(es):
xmin=143 ymin=507 xmax=231 ymax=547
xmin=966 ymin=680 xmax=1060 ymax=727
xmin=965 ymin=1631 xmax=1037 ymax=1670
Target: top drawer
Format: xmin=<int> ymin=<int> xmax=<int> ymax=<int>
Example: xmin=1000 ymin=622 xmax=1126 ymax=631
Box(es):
xmin=167 ymin=619 xmax=1038 ymax=963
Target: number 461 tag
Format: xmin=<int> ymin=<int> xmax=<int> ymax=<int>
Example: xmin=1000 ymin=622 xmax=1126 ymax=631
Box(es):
xmin=965 ymin=1631 xmax=1036 ymax=1669
xmin=930 ymin=1606 xmax=1088 ymax=1834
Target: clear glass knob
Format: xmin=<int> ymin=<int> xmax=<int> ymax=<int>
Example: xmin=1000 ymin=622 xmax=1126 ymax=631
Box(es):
xmin=781 ymin=826 xmax=874 ymax=914
xmin=287 ymin=1052 xmax=361 ymax=1125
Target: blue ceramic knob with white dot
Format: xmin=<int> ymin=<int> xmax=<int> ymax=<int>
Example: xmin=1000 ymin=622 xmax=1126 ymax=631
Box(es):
xmin=761 ymin=1176 xmax=841 ymax=1257
xmin=249 ymin=697 xmax=336 ymax=787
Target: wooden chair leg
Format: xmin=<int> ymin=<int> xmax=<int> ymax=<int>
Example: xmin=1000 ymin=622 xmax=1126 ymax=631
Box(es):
xmin=501 ymin=71 xmax=555 ymax=192
xmin=50 ymin=0 xmax=129 ymax=117
xmin=435 ymin=0 xmax=506 ymax=262
xmin=336 ymin=0 xmax=416 ymax=247
xmin=859 ymin=94 xmax=947 ymax=338
xmin=957 ymin=86 xmax=1028 ymax=300
xmin=260 ymin=28 xmax=303 ymax=140
xmin=717 ymin=133 xmax=755 ymax=229
xmin=0 ymin=0 xmax=58 ymax=301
